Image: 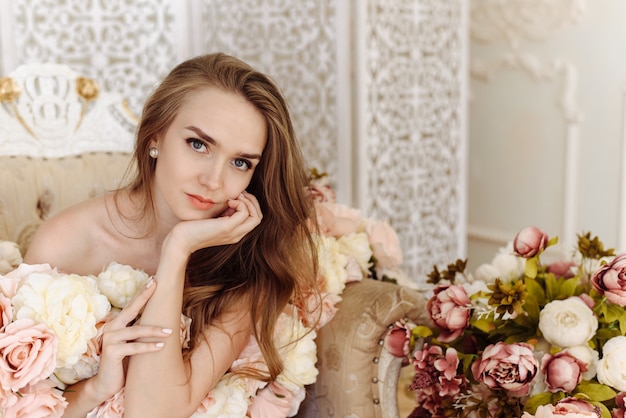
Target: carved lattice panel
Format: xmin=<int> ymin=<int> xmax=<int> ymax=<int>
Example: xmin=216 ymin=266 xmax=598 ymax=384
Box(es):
xmin=361 ymin=0 xmax=467 ymax=284
xmin=4 ymin=0 xmax=182 ymax=116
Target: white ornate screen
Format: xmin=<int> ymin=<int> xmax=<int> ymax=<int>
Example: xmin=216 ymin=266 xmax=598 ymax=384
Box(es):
xmin=0 ymin=0 xmax=468 ymax=287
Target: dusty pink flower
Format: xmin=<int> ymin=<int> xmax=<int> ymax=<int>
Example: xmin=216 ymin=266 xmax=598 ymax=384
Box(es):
xmin=427 ymin=284 xmax=471 ymax=342
xmin=592 ymin=254 xmax=626 ymax=306
xmin=384 ymin=320 xmax=413 ymax=358
xmin=303 ymin=291 xmax=341 ymax=329
xmin=2 ymin=379 xmax=67 ymax=418
xmin=471 ymin=341 xmax=539 ymax=397
xmin=0 ymin=318 xmax=58 ymax=392
xmin=541 ymin=351 xmax=586 ymax=393
xmin=547 ymin=260 xmax=577 ymax=279
xmin=513 ymin=226 xmax=549 ymax=258
xmin=365 ymin=219 xmax=403 ymax=269
xmin=434 ymin=348 xmax=465 ymax=397
xmin=613 ymin=392 xmax=626 ymax=418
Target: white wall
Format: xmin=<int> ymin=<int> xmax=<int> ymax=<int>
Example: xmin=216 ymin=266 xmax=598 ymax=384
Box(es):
xmin=468 ymin=0 xmax=626 ymax=270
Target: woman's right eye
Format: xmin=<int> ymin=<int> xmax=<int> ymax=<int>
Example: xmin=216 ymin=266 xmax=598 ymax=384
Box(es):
xmin=186 ymin=138 xmax=207 ymax=153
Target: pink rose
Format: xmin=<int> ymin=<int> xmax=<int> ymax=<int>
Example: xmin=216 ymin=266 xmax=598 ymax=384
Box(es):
xmin=471 ymin=342 xmax=539 ymax=397
xmin=613 ymin=392 xmax=626 ymax=418
xmin=2 ymin=379 xmax=67 ymax=418
xmin=0 ymin=318 xmax=58 ymax=392
xmin=547 ymin=260 xmax=577 ymax=279
xmin=304 ymin=292 xmax=341 ymax=329
xmin=427 ymin=285 xmax=471 ymax=342
xmin=522 ymin=397 xmax=601 ymax=417
xmin=0 ymin=263 xmax=54 ymax=298
xmin=513 ymin=226 xmax=549 ymax=258
xmin=365 ymin=220 xmax=403 ymax=269
xmin=592 ymin=254 xmax=626 ymax=306
xmin=247 ymin=381 xmax=295 ymax=418
xmin=384 ymin=320 xmax=413 ymax=358
xmin=314 ymin=202 xmax=362 ymax=237
xmin=541 ymin=351 xmax=586 ymax=393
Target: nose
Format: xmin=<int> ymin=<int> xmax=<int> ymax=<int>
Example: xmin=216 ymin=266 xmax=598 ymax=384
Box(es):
xmin=198 ymin=163 xmax=223 ymax=190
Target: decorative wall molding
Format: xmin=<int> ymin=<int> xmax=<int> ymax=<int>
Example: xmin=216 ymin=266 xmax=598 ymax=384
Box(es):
xmin=470 ymin=0 xmax=586 ymax=47
xmin=620 ymin=83 xmax=626 ymax=252
xmin=470 ymin=52 xmax=581 ymax=250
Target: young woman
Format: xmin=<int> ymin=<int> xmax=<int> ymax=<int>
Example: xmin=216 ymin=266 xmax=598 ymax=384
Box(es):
xmin=24 ymin=53 xmax=319 ymax=417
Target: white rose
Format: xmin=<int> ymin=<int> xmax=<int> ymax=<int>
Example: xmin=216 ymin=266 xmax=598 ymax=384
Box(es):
xmin=337 ymin=232 xmax=372 ymax=274
xmin=538 ymin=297 xmax=598 ymax=348
xmin=474 ymin=248 xmax=524 ymax=283
xmin=97 ymin=262 xmax=150 ymax=308
xmin=316 ymin=235 xmax=348 ymax=295
xmin=13 ymin=270 xmax=111 ymax=368
xmin=597 ymin=336 xmax=626 ymax=391
xmin=565 ymin=345 xmax=599 ymax=380
xmin=274 ymin=311 xmax=318 ymax=392
xmin=0 ymin=241 xmax=22 ymax=275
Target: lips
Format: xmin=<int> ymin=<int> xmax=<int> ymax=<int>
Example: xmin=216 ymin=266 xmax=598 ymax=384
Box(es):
xmin=187 ymin=194 xmax=215 ymax=210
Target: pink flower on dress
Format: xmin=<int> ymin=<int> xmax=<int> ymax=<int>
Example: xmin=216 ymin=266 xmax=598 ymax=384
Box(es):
xmin=0 ymin=292 xmax=12 ymax=331
xmin=0 ymin=318 xmax=58 ymax=392
xmin=427 ymin=284 xmax=471 ymax=342
xmin=307 ymin=181 xmax=336 ymax=203
xmin=513 ymin=226 xmax=549 ymax=258
xmin=86 ymin=388 xmax=124 ymax=418
xmin=471 ymin=342 xmax=539 ymax=397
xmin=0 ymin=263 xmax=53 ymax=298
xmin=314 ymin=202 xmax=361 ymax=237
xmin=2 ymin=379 xmax=67 ymax=418
xmin=247 ymin=381 xmax=295 ymax=418
xmin=591 ymin=253 xmax=626 ymax=306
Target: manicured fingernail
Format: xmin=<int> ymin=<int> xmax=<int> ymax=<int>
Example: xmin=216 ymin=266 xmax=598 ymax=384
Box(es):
xmin=162 ymin=328 xmax=173 ymax=335
xmin=155 ymin=342 xmax=164 ymax=348
xmin=146 ymin=278 xmax=155 ymax=288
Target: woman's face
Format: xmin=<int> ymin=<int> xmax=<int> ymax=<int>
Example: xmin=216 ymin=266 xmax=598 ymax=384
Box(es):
xmin=151 ymin=86 xmax=267 ymax=222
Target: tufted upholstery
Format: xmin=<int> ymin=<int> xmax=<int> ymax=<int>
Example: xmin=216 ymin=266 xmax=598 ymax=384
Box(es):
xmin=0 ymin=63 xmax=427 ymax=417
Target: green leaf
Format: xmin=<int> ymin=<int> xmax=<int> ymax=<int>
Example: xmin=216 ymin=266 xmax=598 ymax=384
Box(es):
xmin=523 ymin=392 xmax=554 ymax=414
xmin=412 ymin=325 xmax=433 ymax=339
xmin=471 ymin=317 xmax=495 ymax=334
xmin=574 ymin=381 xmax=616 ymax=402
xmin=525 ymin=257 xmax=539 ymax=279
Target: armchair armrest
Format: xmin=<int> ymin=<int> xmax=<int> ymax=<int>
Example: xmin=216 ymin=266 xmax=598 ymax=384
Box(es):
xmin=297 ymin=279 xmax=428 ymax=418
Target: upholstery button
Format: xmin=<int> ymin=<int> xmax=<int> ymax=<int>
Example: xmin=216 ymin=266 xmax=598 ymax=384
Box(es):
xmin=372 ymin=377 xmax=378 ymax=383
xmin=378 ymin=339 xmax=384 ymax=346
xmin=373 ymin=357 xmax=379 ymax=363
xmin=373 ymin=398 xmax=380 ymax=404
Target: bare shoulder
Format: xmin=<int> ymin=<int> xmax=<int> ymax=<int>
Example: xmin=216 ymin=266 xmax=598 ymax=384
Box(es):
xmin=24 ymin=194 xmax=111 ymax=273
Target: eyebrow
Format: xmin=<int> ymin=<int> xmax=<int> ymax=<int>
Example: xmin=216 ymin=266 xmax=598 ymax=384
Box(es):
xmin=185 ymin=125 xmax=262 ymax=160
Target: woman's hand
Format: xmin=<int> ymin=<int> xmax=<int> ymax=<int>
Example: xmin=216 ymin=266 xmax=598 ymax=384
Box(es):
xmin=91 ymin=278 xmax=172 ymax=402
xmin=166 ymin=191 xmax=263 ymax=257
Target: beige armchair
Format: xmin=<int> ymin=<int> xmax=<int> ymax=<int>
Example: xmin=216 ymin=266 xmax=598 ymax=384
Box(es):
xmin=0 ymin=63 xmax=427 ymax=417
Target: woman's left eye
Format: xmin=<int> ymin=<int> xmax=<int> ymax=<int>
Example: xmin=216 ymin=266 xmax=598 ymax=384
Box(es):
xmin=186 ymin=139 xmax=207 ymax=152
xmin=233 ymin=159 xmax=252 ymax=170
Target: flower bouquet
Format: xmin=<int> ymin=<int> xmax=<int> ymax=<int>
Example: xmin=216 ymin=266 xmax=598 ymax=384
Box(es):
xmin=386 ymin=226 xmax=626 ymax=418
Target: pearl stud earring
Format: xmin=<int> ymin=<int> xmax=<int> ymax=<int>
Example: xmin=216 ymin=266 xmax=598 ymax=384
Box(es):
xmin=149 ymin=147 xmax=159 ymax=158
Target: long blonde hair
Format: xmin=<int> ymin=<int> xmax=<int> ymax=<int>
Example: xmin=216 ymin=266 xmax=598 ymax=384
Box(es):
xmin=125 ymin=53 xmax=318 ymax=380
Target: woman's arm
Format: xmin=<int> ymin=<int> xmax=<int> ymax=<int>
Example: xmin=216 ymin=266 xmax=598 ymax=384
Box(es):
xmin=124 ymin=192 xmax=261 ymax=418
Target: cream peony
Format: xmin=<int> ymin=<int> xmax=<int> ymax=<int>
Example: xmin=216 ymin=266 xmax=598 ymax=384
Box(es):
xmin=97 ymin=262 xmax=150 ymax=309
xmin=0 ymin=241 xmax=22 ymax=275
xmin=597 ymin=336 xmax=626 ymax=392
xmin=12 ymin=270 xmax=111 ymax=368
xmin=565 ymin=345 xmax=599 ymax=380
xmin=337 ymin=232 xmax=372 ymax=274
xmin=316 ymin=235 xmax=348 ymax=295
xmin=274 ymin=311 xmax=318 ymax=393
xmin=474 ymin=245 xmax=525 ymax=283
xmin=538 ymin=297 xmax=598 ymax=348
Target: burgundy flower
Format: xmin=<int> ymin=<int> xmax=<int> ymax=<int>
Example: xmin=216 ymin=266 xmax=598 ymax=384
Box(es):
xmin=383 ymin=320 xmax=412 ymax=358
xmin=513 ymin=226 xmax=549 ymax=258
